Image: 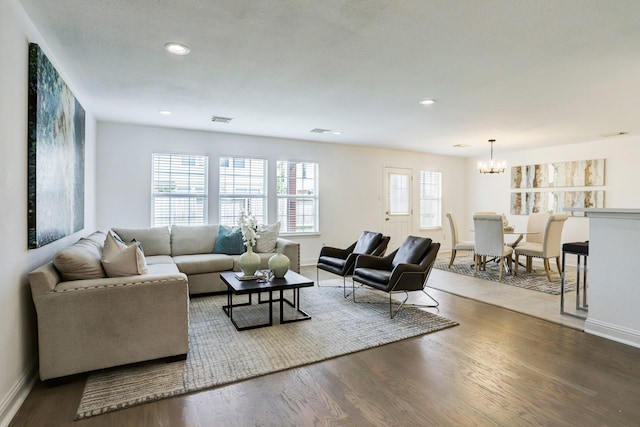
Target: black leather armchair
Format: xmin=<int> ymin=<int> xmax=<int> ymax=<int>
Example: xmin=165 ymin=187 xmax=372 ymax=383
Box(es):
xmin=317 ymin=231 xmax=390 ymax=297
xmin=352 ymin=236 xmax=440 ymax=318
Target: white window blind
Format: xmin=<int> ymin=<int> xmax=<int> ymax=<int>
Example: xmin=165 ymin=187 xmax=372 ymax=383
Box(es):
xmin=420 ymin=170 xmax=442 ymax=228
xmin=151 ymin=153 xmax=208 ymax=226
xmin=219 ymin=157 xmax=266 ymax=226
xmin=277 ymin=161 xmax=319 ymax=233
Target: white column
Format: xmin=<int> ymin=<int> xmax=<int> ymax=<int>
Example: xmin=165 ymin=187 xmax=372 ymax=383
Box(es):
xmin=568 ymin=208 xmax=640 ymax=348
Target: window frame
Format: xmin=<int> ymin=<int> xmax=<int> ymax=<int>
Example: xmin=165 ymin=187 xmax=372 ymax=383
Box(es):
xmin=151 ymin=152 xmax=208 ymax=227
xmin=419 ymin=170 xmax=442 ymax=229
xmin=276 ymin=160 xmax=319 ymax=235
xmin=218 ymin=156 xmax=267 ymax=227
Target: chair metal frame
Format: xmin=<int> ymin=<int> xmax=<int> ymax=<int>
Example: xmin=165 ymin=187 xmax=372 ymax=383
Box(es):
xmin=352 ymin=269 xmax=439 ymax=318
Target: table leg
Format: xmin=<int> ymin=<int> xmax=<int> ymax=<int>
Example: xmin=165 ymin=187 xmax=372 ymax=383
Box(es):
xmin=223 ymin=291 xmax=272 ymax=331
xmin=279 ymin=288 xmax=311 ymax=324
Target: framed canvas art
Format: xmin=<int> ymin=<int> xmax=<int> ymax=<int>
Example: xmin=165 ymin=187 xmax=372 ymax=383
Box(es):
xmin=28 ymin=43 xmax=85 ymax=248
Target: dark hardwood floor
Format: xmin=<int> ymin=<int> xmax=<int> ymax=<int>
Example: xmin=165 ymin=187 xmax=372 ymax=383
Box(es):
xmin=10 ymin=286 xmax=640 ymax=426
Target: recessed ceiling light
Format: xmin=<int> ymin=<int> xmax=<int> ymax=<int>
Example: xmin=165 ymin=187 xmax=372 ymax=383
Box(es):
xmin=333 ymin=131 xmax=342 ymax=135
xmin=159 ymin=110 xmax=172 ymax=115
xmin=419 ymin=99 xmax=436 ymax=105
xmin=164 ymin=42 xmax=190 ymax=56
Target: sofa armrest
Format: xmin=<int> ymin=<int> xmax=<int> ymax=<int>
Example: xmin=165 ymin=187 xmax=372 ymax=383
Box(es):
xmin=30 ymin=268 xmax=189 ymax=380
xmin=276 ymin=237 xmax=300 ymax=272
xmin=28 ymin=262 xmax=61 ymax=298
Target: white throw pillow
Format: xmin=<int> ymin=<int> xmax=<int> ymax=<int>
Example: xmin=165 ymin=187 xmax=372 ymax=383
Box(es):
xmin=255 ymin=222 xmax=281 ymax=253
xmin=102 ymin=233 xmax=149 ymax=277
xmin=103 ymin=230 xmax=128 ymax=259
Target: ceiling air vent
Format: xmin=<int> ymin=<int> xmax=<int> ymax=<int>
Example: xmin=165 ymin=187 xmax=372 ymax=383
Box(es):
xmin=600 ymin=131 xmax=628 ymax=138
xmin=211 ymin=116 xmax=233 ymax=123
xmin=310 ymin=128 xmax=331 ymax=133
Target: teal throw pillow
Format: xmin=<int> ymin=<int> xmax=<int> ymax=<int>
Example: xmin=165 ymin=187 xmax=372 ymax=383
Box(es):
xmin=213 ymin=226 xmax=245 ymax=255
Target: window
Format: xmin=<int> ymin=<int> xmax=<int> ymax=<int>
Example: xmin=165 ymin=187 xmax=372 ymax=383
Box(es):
xmin=219 ymin=157 xmax=267 ymax=226
xmin=419 ymin=170 xmax=442 ymax=228
xmin=152 ymin=153 xmax=208 ymax=226
xmin=389 ymin=173 xmax=410 ymax=215
xmin=277 ymin=161 xmax=319 ymax=233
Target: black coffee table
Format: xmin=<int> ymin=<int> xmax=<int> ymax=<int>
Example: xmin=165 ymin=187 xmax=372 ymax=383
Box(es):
xmin=220 ymin=271 xmax=314 ymax=331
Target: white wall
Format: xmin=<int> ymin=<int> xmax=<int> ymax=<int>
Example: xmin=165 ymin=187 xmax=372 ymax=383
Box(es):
xmin=464 ymin=136 xmax=640 ymax=245
xmin=96 ymin=122 xmax=469 ymax=265
xmin=0 ymin=1 xmax=97 ymax=425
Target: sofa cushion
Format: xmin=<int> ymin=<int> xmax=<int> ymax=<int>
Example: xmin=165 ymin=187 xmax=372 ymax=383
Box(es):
xmin=84 ymin=231 xmax=107 ymax=247
xmin=171 ymin=225 xmax=218 ymax=256
xmin=144 ymin=255 xmax=175 ymax=265
xmin=173 ymin=254 xmax=234 ymax=275
xmin=255 ymin=222 xmax=280 ymax=253
xmin=212 ymin=226 xmax=245 ymax=255
xmin=146 ymin=262 xmax=181 ymax=275
xmin=53 ymin=237 xmax=106 ymax=281
xmin=111 ymin=226 xmax=171 ymax=256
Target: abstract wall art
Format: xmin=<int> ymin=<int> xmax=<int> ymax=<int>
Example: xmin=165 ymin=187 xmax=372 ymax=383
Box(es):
xmin=511 ymin=159 xmax=605 ymax=189
xmin=28 ymin=43 xmax=85 ymax=248
xmin=510 ymin=191 xmax=604 ymax=216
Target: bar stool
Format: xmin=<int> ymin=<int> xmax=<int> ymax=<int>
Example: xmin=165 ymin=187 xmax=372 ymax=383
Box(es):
xmin=561 ymin=241 xmax=589 ymax=318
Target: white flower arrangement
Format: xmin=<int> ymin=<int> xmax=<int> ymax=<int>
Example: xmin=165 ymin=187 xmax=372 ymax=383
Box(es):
xmin=238 ymin=209 xmax=259 ymax=248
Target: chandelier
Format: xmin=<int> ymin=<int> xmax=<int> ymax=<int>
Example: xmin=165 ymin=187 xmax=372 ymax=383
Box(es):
xmin=477 ymin=139 xmax=506 ymax=174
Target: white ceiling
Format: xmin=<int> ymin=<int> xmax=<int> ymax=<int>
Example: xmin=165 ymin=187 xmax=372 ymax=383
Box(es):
xmin=18 ymin=0 xmax=640 ymax=157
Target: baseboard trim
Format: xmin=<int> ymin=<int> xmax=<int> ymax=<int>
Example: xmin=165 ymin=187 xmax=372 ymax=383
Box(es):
xmin=0 ymin=360 xmax=37 ymax=427
xmin=584 ymin=318 xmax=640 ymax=349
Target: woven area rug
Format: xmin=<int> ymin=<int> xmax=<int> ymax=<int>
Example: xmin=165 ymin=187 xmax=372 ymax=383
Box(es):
xmin=76 ymin=282 xmax=457 ymax=419
xmin=434 ymin=252 xmax=577 ymax=295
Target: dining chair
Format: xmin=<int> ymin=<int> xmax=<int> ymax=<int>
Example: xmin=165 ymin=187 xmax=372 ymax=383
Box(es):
xmin=473 ymin=214 xmax=513 ymax=280
xmin=524 ymin=212 xmax=551 ymax=245
xmin=445 ymin=212 xmax=474 ymax=268
xmin=515 ymin=214 xmax=569 ymax=281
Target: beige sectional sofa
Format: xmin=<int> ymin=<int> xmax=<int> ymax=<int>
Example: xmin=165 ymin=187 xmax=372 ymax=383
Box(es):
xmin=28 ymin=225 xmax=300 ymax=380
xmin=111 ymin=225 xmax=300 ymax=295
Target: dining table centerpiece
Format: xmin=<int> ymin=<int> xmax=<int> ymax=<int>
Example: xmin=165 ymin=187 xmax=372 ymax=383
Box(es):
xmin=238 ymin=209 xmax=260 ymax=276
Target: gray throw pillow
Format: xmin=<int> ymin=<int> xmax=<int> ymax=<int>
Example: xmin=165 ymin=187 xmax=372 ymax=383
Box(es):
xmin=255 ymin=222 xmax=280 ymax=253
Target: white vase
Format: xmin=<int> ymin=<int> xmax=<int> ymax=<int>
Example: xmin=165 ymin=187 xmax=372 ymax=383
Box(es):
xmin=268 ymin=248 xmax=290 ymax=279
xmin=239 ymin=246 xmax=260 ymax=277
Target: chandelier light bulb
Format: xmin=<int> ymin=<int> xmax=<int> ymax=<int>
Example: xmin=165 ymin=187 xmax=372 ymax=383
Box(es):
xmin=478 ymin=139 xmax=506 ymax=174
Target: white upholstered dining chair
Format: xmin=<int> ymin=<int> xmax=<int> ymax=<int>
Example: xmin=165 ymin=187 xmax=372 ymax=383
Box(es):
xmin=514 ymin=214 xmax=569 ymax=281
xmin=524 ymin=212 xmax=551 ymax=245
xmin=473 ymin=214 xmax=513 ymax=280
xmin=445 ymin=212 xmax=475 ymax=268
